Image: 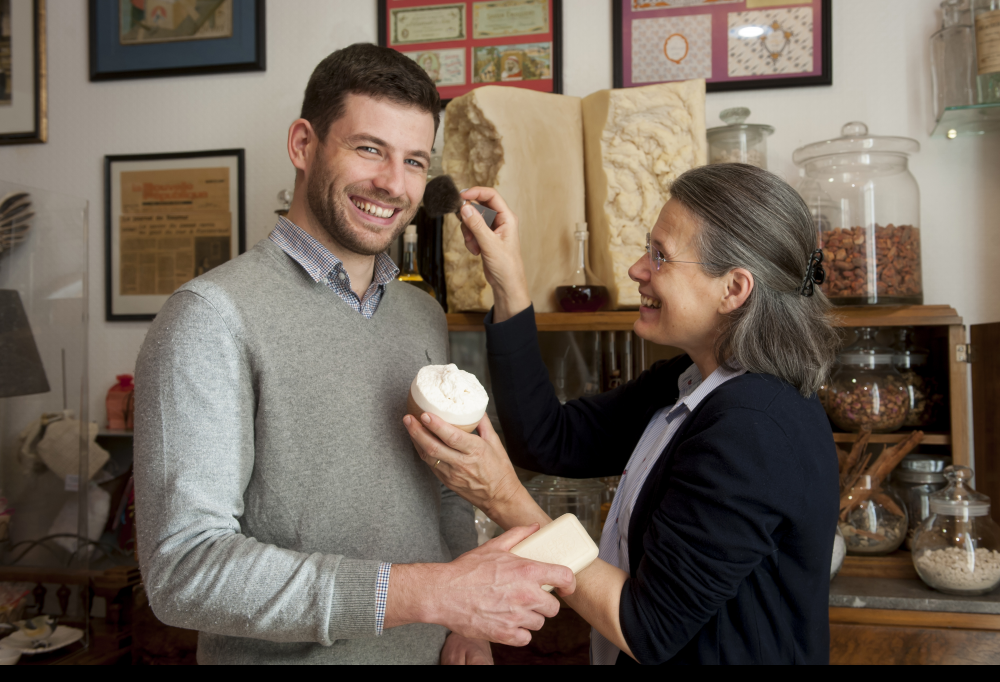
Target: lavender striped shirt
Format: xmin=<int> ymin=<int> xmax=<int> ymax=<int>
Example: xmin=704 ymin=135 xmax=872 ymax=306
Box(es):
xmin=590 ymin=361 xmax=747 ymax=665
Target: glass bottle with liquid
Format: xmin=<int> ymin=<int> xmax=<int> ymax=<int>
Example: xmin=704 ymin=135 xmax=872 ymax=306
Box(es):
xmin=396 ymin=225 xmax=435 ymax=297
xmin=556 ymin=223 xmax=609 ymax=313
xmin=974 ymin=0 xmax=1000 ymax=103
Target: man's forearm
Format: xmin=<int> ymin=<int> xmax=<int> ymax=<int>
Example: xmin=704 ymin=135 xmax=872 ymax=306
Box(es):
xmin=384 ymin=562 xmax=438 ymax=629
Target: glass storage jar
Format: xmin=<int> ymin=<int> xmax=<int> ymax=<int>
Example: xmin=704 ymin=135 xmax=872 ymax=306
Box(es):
xmin=893 ymin=327 xmax=943 ymax=427
xmin=706 ymin=107 xmax=774 ymax=169
xmin=973 ymin=0 xmax=1000 ymax=104
xmin=912 ymin=466 xmax=1000 ymax=595
xmin=524 ymin=475 xmax=605 ymax=543
xmin=931 ymin=0 xmax=977 ymax=122
xmin=825 ymin=328 xmax=910 ymax=432
xmin=840 ymin=475 xmax=909 ymax=555
xmin=793 ymin=122 xmax=922 ymax=306
xmin=889 ymin=454 xmax=950 ymax=549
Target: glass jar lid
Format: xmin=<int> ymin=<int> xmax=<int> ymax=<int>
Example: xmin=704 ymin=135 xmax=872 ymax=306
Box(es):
xmin=892 ymin=327 xmax=929 ymax=368
xmin=899 ymin=454 xmax=950 ymax=473
xmin=706 ymin=107 xmax=775 ymax=141
xmin=837 ymin=327 xmax=897 ymax=367
xmin=792 ymin=122 xmax=920 ymax=166
xmin=928 ymin=465 xmax=991 ymax=516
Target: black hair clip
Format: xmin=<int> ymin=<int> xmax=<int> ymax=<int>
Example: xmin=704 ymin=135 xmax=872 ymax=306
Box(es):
xmin=799 ymin=249 xmax=825 ymax=297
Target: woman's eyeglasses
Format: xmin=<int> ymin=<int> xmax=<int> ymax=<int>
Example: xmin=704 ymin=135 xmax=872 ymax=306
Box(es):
xmin=646 ymin=233 xmax=717 ymax=272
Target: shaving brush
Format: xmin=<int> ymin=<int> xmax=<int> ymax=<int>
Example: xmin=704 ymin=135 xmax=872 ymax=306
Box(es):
xmin=423 ymin=175 xmax=497 ymax=228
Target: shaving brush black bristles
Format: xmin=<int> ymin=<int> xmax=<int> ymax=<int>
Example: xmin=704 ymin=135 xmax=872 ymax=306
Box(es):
xmin=422 ymin=175 xmax=498 ymax=228
xmin=423 ymin=175 xmax=463 ymax=218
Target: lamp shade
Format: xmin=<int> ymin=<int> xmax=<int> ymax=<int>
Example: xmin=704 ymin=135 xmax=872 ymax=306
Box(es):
xmin=0 ymin=289 xmax=50 ymax=398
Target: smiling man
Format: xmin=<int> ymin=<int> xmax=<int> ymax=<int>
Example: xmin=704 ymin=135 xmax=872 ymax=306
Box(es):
xmin=133 ymin=44 xmax=573 ymax=666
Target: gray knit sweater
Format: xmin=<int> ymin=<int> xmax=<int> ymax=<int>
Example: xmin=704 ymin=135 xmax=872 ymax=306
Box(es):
xmin=134 ymin=239 xmax=476 ymax=665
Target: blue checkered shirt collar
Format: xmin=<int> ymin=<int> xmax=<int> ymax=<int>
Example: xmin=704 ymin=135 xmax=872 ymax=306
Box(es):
xmin=268 ymin=216 xmax=399 ymax=319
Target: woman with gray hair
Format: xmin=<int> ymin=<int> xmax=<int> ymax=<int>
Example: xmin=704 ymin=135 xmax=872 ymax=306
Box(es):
xmin=404 ymin=163 xmax=841 ymax=665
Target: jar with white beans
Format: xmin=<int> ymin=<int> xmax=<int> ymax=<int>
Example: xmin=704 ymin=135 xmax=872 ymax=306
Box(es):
xmin=912 ymin=466 xmax=1000 ymax=596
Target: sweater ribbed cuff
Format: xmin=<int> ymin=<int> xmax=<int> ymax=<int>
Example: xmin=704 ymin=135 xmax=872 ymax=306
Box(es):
xmin=328 ymin=558 xmax=383 ymax=640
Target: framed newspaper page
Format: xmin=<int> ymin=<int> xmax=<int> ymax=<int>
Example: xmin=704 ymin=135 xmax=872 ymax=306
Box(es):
xmin=105 ymin=149 xmax=245 ymax=322
xmin=378 ymin=0 xmax=562 ymax=102
xmin=614 ymin=0 xmax=831 ymax=92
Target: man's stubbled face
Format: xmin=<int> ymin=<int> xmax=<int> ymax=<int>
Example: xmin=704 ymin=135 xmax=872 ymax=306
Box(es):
xmin=305 ymin=93 xmax=435 ymax=256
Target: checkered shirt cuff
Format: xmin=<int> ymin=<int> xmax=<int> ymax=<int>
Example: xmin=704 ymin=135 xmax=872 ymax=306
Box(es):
xmin=375 ymin=562 xmax=391 ymax=636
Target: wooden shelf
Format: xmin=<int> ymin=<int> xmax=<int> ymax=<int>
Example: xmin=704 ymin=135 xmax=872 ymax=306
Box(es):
xmin=447 ymin=305 xmax=962 ymax=332
xmin=830 ymin=305 xmax=962 ymax=328
xmin=838 ymin=551 xmax=919 ymax=580
xmin=832 ymin=432 xmax=951 ymax=445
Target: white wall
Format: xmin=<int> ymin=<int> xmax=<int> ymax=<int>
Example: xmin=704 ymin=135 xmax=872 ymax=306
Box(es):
xmin=0 ymin=0 xmax=997 ymax=425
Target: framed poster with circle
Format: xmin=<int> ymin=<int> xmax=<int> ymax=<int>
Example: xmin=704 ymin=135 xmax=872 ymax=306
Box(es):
xmin=614 ymin=0 xmax=831 ymax=92
xmin=89 ymin=0 xmax=265 ymax=81
xmin=105 ymin=149 xmax=245 ymax=322
xmin=378 ymin=0 xmax=563 ymax=102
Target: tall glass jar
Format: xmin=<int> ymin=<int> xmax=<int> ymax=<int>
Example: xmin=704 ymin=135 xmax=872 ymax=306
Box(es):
xmin=890 ymin=454 xmax=950 ymax=549
xmin=912 ymin=466 xmax=1000 ymax=595
xmin=973 ymin=0 xmax=1000 ymax=103
xmin=706 ymin=107 xmax=774 ymax=169
xmin=893 ymin=327 xmax=942 ymax=428
xmin=825 ymin=328 xmax=910 ymax=433
xmin=793 ymin=123 xmax=922 ymax=306
xmin=931 ymin=0 xmax=977 ymax=121
xmin=524 ymin=475 xmax=605 ymax=543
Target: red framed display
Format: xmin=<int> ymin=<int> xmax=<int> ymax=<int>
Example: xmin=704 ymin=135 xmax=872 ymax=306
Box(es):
xmin=613 ymin=0 xmax=831 ymax=92
xmin=378 ymin=0 xmax=562 ymax=102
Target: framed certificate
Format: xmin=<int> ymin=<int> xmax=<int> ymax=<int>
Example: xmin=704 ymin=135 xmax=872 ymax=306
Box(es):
xmin=614 ymin=0 xmax=831 ymax=92
xmin=0 ymin=0 xmax=47 ymax=145
xmin=104 ymin=149 xmax=245 ymax=322
xmin=378 ymin=0 xmax=562 ymax=102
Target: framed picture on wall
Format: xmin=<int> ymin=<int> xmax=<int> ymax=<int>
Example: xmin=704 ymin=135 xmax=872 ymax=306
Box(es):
xmin=613 ymin=0 xmax=831 ymax=92
xmin=105 ymin=149 xmax=245 ymax=322
xmin=378 ymin=0 xmax=563 ymax=102
xmin=89 ymin=0 xmax=266 ymax=81
xmin=0 ymin=0 xmax=47 ymax=145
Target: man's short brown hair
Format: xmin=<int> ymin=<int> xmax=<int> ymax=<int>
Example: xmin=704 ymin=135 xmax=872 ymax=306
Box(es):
xmin=301 ymin=43 xmax=441 ymax=141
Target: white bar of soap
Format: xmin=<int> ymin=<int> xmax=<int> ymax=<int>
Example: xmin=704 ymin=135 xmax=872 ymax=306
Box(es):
xmin=509 ymin=514 xmax=600 ymax=592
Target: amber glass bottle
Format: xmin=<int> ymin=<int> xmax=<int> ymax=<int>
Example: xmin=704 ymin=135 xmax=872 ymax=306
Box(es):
xmin=397 ymin=225 xmax=435 ymax=297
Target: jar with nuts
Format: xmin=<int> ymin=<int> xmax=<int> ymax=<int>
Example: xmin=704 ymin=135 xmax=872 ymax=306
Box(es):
xmin=793 ymin=122 xmax=923 ymax=306
xmin=892 ymin=327 xmax=944 ymax=428
xmin=826 ymin=327 xmax=910 ymax=433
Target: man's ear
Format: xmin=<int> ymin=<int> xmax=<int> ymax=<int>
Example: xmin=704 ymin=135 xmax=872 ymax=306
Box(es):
xmin=287 ymin=118 xmax=317 ymax=174
xmin=720 ymin=268 xmax=754 ymax=314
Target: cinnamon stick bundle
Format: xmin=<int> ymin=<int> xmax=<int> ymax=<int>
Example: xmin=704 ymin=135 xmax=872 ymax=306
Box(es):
xmin=838 ymin=431 xmax=924 ymax=518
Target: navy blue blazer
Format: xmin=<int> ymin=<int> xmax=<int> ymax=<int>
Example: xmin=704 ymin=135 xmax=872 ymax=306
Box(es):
xmin=484 ymin=307 xmax=839 ymax=665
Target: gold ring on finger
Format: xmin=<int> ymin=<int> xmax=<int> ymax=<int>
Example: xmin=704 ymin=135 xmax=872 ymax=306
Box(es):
xmin=434 ymin=459 xmax=441 ymax=469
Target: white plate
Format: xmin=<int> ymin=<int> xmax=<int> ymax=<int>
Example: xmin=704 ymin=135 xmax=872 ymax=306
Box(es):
xmin=0 ymin=626 xmax=84 ymax=655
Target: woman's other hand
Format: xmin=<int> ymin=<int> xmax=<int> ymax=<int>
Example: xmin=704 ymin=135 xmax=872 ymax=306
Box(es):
xmin=441 ymin=633 xmax=494 ymax=665
xmin=403 ymin=411 xmax=523 ymax=524
xmin=458 ymin=187 xmax=531 ymax=322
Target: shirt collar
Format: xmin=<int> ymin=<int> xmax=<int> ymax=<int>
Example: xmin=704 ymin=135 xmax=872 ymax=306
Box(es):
xmin=268 ymin=216 xmax=400 ymax=286
xmin=673 ymin=360 xmax=747 ymax=414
